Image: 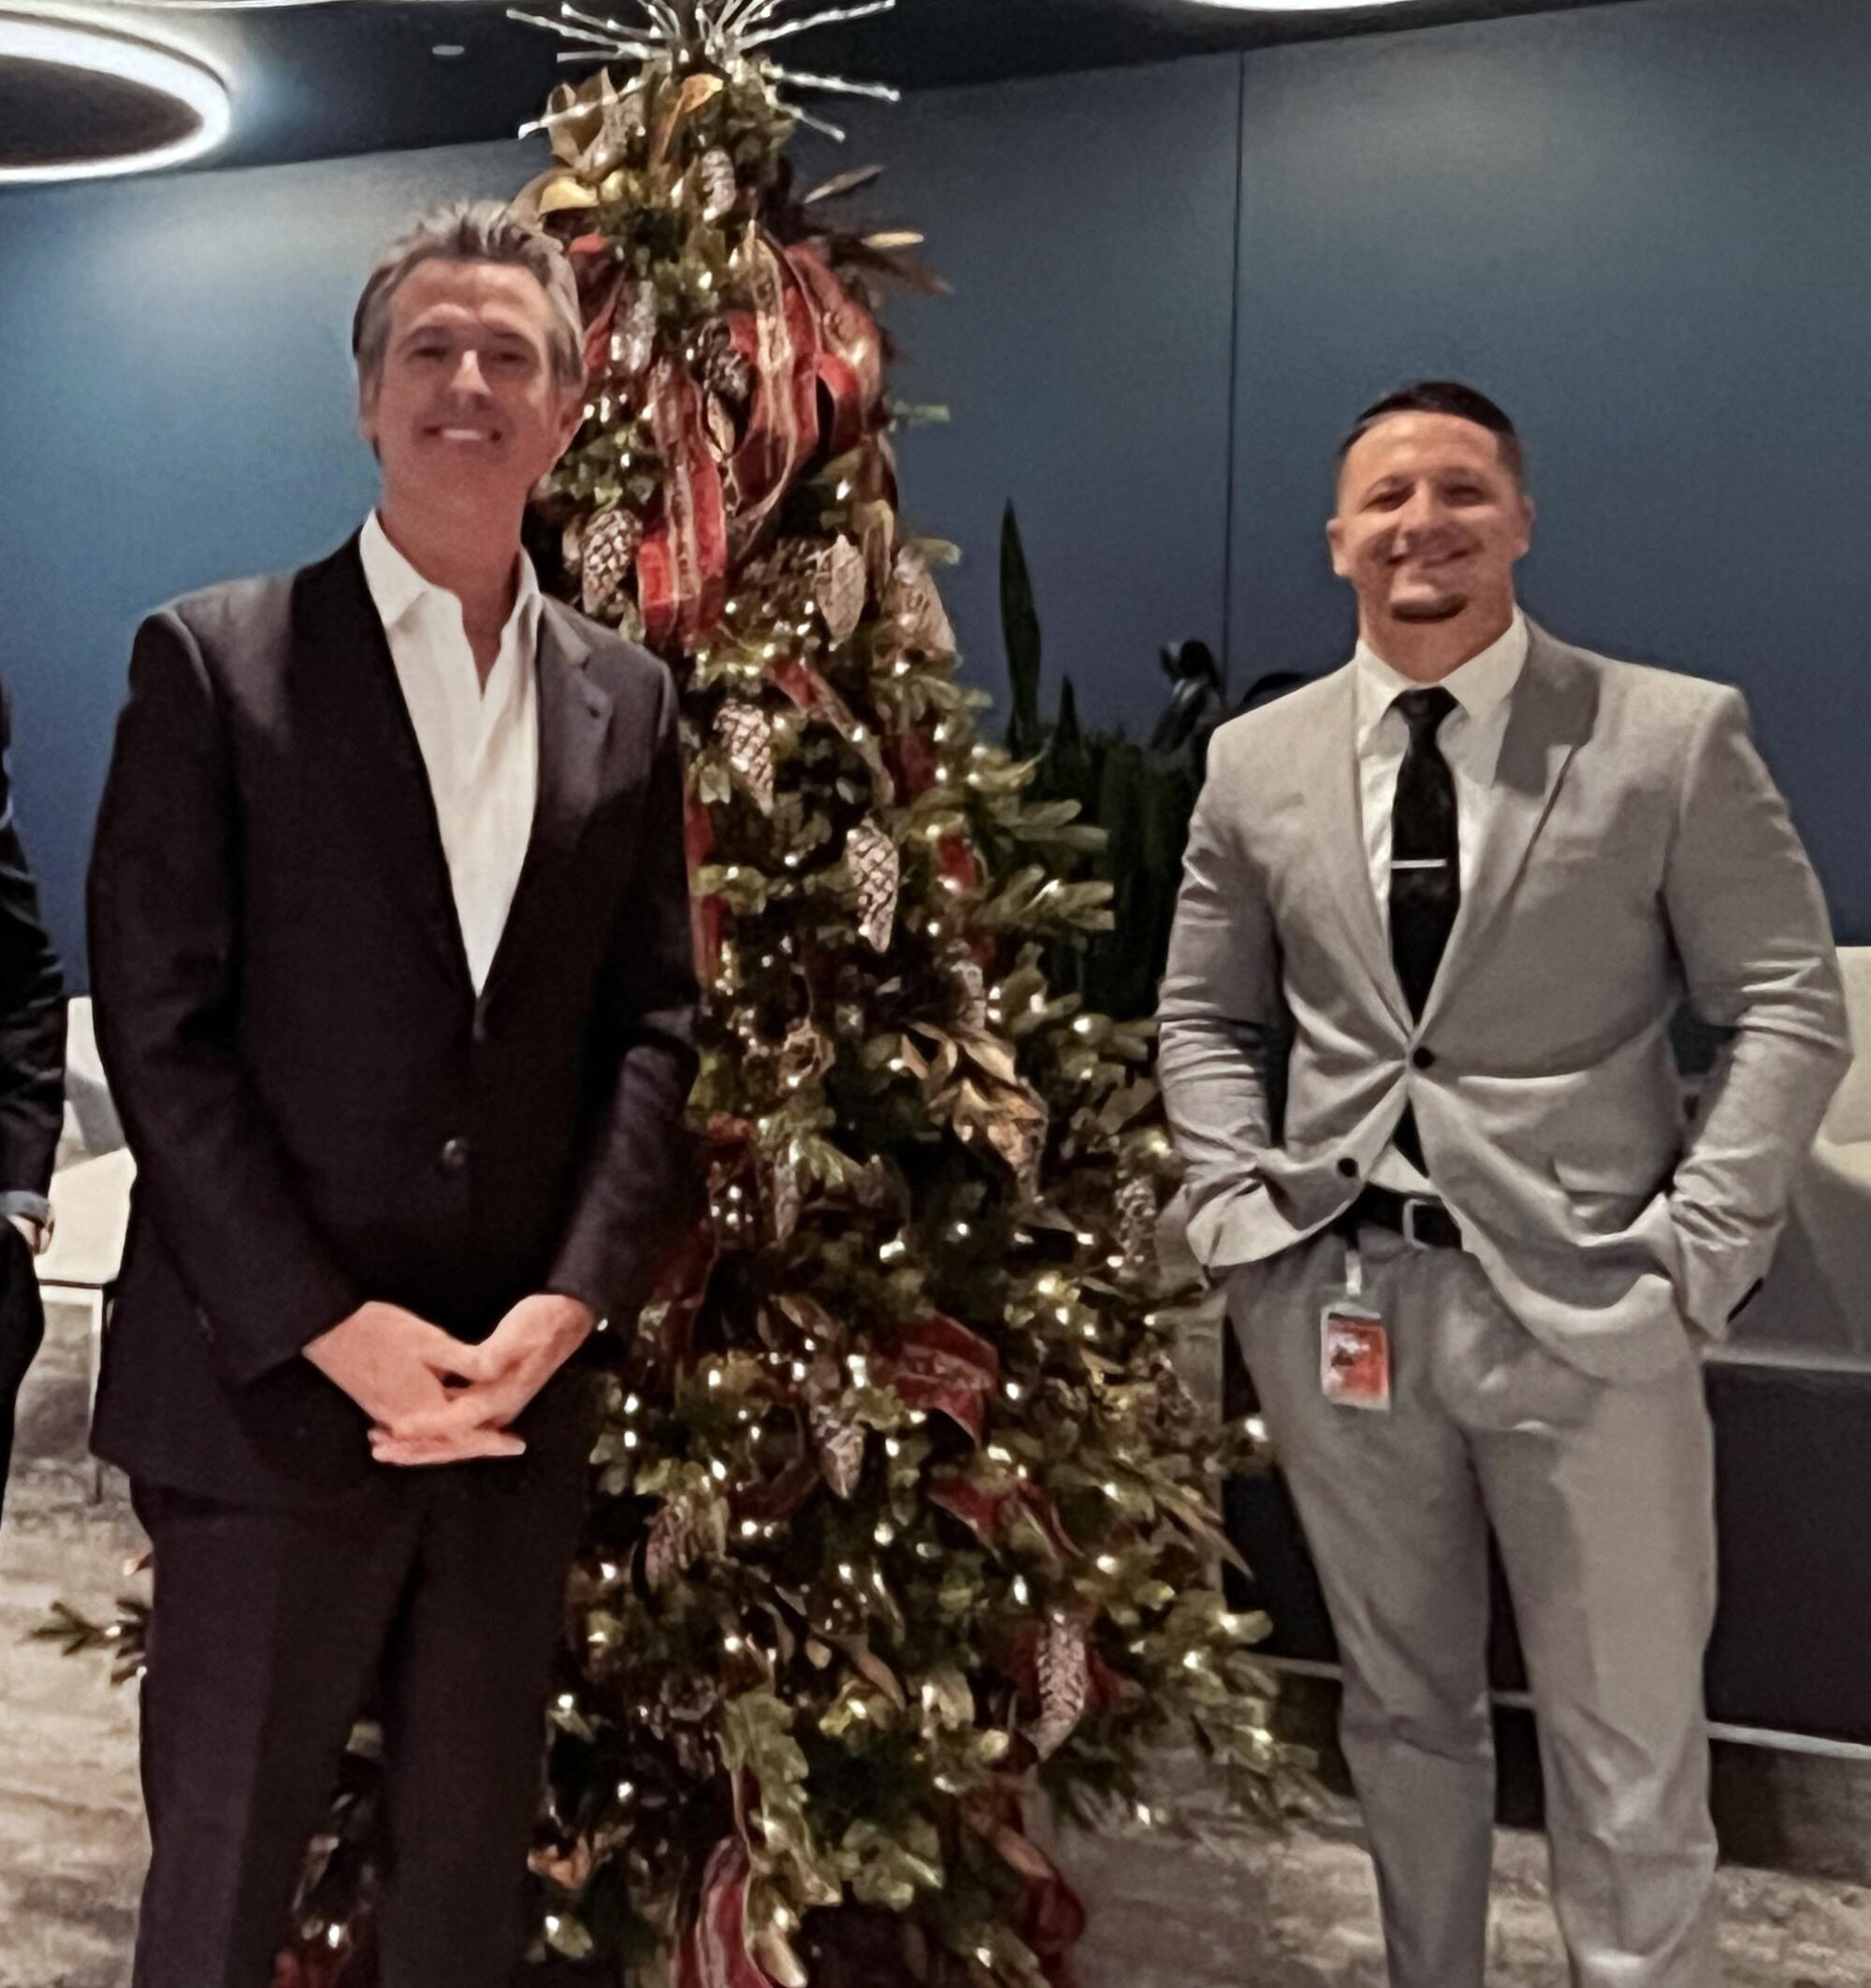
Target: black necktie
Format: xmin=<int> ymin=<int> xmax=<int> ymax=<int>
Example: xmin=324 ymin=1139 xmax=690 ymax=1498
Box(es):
xmin=1389 ymin=686 xmax=1459 ymax=1173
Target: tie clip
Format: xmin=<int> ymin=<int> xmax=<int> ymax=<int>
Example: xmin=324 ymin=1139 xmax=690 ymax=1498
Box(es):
xmin=1391 ymin=858 xmax=1451 ymax=870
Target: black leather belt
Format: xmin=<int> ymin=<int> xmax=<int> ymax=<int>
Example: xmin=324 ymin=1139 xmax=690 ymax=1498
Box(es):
xmin=1342 ymin=1183 xmax=1464 ymax=1250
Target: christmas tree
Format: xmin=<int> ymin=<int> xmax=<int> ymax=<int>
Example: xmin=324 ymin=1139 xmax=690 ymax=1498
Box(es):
xmin=53 ymin=5 xmax=1302 ymax=1981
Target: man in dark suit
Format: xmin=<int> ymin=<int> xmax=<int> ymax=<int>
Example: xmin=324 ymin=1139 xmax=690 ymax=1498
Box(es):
xmin=0 ymin=676 xmax=65 ymax=1525
xmin=88 ymin=202 xmax=698 ymax=1988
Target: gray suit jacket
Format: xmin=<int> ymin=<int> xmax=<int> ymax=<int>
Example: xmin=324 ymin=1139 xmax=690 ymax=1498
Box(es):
xmin=1157 ymin=621 xmax=1851 ymax=1381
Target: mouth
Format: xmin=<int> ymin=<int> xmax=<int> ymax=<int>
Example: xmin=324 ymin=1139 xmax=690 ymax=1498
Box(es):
xmin=1391 ymin=545 xmax=1472 ymax=573
xmin=428 ymin=425 xmax=500 ymax=445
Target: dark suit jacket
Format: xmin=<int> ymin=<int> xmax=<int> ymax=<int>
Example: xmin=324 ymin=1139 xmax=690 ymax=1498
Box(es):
xmin=0 ymin=681 xmax=65 ymax=1223
xmin=88 ymin=536 xmax=699 ymax=1503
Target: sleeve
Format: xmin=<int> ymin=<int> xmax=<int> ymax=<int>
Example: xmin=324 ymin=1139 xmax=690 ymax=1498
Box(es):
xmin=0 ymin=680 xmax=65 ymax=1218
xmin=1662 ymin=686 xmax=1852 ymax=1335
xmin=545 ymin=661 xmax=702 ymax=1323
xmin=1154 ymin=728 xmax=1288 ymax=1273
xmin=87 ymin=609 xmax=365 ymax=1386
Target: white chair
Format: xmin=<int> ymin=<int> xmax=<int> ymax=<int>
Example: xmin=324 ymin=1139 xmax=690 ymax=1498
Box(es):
xmin=35 ymin=997 xmax=134 ymax=1497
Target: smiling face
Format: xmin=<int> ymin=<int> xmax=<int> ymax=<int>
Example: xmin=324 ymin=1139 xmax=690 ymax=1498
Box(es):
xmin=356 ymin=256 xmax=585 ymax=530
xmin=1327 ymin=411 xmax=1534 ymax=643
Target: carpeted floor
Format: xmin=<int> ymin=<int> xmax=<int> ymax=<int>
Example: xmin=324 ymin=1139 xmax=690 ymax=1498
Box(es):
xmin=6 ymin=1297 xmax=1871 ymax=1987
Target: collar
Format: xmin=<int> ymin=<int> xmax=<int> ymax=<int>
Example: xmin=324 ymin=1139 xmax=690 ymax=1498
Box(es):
xmin=1353 ymin=607 xmax=1529 ymax=751
xmin=358 ymin=509 xmax=543 ymax=648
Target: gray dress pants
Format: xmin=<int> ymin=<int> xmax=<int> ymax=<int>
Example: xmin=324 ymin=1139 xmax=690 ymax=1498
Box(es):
xmin=1231 ymin=1225 xmax=1719 ymax=1988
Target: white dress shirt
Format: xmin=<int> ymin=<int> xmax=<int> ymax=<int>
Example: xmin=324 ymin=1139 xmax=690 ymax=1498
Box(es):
xmin=1352 ymin=609 xmax=1530 ymax=1192
xmin=358 ymin=512 xmax=542 ymax=994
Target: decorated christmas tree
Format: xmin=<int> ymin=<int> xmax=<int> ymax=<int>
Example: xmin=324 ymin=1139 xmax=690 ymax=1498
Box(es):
xmin=53 ymin=5 xmax=1302 ymax=1981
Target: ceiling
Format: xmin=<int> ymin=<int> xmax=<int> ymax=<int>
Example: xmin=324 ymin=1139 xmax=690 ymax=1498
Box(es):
xmin=19 ymin=0 xmax=1646 ymax=176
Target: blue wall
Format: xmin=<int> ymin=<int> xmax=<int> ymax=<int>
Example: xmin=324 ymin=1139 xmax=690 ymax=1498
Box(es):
xmin=0 ymin=140 xmax=540 ymax=985
xmin=5 ymin=0 xmax=1871 ymax=984
xmin=1227 ymin=0 xmax=1871 ymax=937
xmin=823 ymin=57 xmax=1242 ymax=747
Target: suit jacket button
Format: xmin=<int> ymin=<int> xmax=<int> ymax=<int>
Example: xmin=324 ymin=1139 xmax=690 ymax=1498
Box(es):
xmin=440 ymin=1137 xmax=471 ymax=1173
xmin=471 ymin=1007 xmax=490 ymax=1045
xmin=1413 ymin=1048 xmax=1437 ymax=1070
xmin=1337 ymin=1157 xmax=1359 ymax=1179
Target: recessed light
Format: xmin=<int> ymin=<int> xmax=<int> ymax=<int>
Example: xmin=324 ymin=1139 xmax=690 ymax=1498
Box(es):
xmin=0 ymin=6 xmax=230 ymax=183
xmin=432 ymin=42 xmax=467 ymax=59
xmin=1184 ymin=1 xmax=1420 ymax=10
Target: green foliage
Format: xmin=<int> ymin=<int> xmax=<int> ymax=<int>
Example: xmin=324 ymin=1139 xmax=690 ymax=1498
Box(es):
xmin=995 ymin=507 xmax=1199 ymax=1023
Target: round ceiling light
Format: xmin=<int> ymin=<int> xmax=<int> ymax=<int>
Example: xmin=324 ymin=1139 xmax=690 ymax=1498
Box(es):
xmin=0 ymin=7 xmax=230 ymax=183
xmin=1182 ymin=1 xmax=1421 ymax=9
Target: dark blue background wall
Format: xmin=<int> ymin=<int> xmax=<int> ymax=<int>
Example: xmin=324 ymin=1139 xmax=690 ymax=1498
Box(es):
xmin=0 ymin=140 xmax=537 ymax=985
xmin=1228 ymin=0 xmax=1871 ymax=937
xmin=4 ymin=0 xmax=1870 ymax=984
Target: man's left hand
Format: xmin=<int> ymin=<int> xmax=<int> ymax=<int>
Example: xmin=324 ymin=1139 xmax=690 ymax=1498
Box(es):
xmin=368 ymin=1292 xmax=597 ymax=1467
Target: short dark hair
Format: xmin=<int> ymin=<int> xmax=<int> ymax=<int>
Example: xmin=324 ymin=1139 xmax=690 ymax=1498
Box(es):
xmin=1337 ymin=380 xmax=1525 ymax=487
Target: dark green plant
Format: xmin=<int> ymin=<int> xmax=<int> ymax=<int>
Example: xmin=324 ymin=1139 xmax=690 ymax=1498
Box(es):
xmin=998 ymin=508 xmax=1199 ymax=1023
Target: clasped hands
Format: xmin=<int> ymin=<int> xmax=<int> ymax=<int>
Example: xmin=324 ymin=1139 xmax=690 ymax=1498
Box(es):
xmin=303 ymin=1293 xmax=597 ymax=1468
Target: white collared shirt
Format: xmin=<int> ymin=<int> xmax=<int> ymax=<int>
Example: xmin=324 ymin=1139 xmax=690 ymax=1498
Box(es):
xmin=358 ymin=511 xmax=542 ymax=994
xmin=1352 ymin=608 xmax=1530 ymax=1191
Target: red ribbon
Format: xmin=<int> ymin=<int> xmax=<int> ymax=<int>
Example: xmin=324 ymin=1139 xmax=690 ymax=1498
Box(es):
xmin=639 ymin=358 xmax=729 ymax=649
xmin=877 ymin=1314 xmax=999 ymax=1441
xmin=788 ymin=242 xmax=883 ymax=460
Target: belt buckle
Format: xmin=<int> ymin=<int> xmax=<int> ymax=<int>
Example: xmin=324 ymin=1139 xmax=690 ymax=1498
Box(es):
xmin=1400 ymin=1196 xmax=1439 ymax=1249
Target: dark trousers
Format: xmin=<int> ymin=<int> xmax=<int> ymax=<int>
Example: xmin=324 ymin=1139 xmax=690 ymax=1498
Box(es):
xmin=130 ymin=1431 xmax=589 ymax=1988
xmin=0 ymin=1225 xmax=46 ymax=1526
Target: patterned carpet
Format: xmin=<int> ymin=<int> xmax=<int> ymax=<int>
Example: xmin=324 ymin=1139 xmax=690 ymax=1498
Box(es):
xmin=5 ymin=1299 xmax=1870 ymax=1987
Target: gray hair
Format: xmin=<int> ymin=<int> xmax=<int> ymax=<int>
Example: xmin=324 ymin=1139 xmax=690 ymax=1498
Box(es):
xmin=351 ymin=200 xmax=586 ymax=390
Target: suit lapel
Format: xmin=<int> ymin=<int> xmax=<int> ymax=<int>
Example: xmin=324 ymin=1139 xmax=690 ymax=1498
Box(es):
xmin=1298 ymin=666 xmax=1409 ymax=1028
xmin=479 ymin=601 xmax=614 ymax=1010
xmin=295 ymin=537 xmax=474 ymax=997
xmin=1420 ymin=622 xmax=1598 ymax=1031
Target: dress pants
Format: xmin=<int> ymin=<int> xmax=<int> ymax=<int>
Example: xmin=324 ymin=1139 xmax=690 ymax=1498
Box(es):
xmin=0 ymin=1224 xmax=46 ymax=1527
xmin=1231 ymin=1226 xmax=1718 ymax=1988
xmin=130 ymin=1426 xmax=589 ymax=1988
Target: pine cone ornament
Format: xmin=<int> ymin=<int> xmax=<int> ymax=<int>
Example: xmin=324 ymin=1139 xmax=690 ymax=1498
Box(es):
xmin=809 ymin=1399 xmax=866 ymax=1501
xmin=609 ymin=282 xmax=660 ymax=383
xmin=845 ymin=819 xmax=899 ymax=952
xmin=816 ymin=535 xmax=868 ymax=644
xmin=885 ymin=547 xmax=957 ymax=659
xmin=697 ymin=147 xmax=738 ymax=223
xmin=1030 ymin=1616 xmax=1091 ymax=1760
xmin=581 ymin=507 xmax=643 ymax=616
xmin=714 ymin=701 xmax=776 ymax=814
xmin=696 ymin=320 xmax=753 ymax=406
xmin=644 ymin=1499 xmax=699 ymax=1590
xmin=1117 ymin=1173 xmax=1160 ymax=1269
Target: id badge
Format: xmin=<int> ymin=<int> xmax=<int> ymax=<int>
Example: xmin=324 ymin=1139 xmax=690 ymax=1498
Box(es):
xmin=1320 ymin=1239 xmax=1391 ymax=1413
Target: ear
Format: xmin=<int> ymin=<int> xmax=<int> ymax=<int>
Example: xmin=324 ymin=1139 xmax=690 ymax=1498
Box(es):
xmin=552 ymin=380 xmax=587 ymax=457
xmin=1513 ymin=491 xmax=1536 ymax=560
xmin=355 ymin=372 xmax=380 ymax=450
xmin=1326 ymin=515 xmax=1352 ymax=581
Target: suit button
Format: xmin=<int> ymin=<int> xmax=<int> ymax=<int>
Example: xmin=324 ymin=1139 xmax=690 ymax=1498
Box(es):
xmin=471 ymin=1006 xmax=490 ymax=1046
xmin=440 ymin=1137 xmax=471 ymax=1173
xmin=1337 ymin=1157 xmax=1359 ymax=1179
xmin=1413 ymin=1048 xmax=1437 ymax=1070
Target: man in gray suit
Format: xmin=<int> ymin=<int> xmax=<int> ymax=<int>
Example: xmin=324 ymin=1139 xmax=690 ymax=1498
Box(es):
xmin=1158 ymin=381 xmax=1849 ymax=1987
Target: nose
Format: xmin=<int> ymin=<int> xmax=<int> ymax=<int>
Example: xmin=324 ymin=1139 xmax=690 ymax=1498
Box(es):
xmin=1394 ymin=483 xmax=1448 ymax=543
xmin=448 ymin=348 xmax=491 ymax=398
